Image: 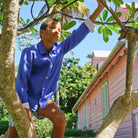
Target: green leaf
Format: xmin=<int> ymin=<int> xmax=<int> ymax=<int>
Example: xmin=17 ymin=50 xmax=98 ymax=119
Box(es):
xmin=112 ymin=0 xmax=120 ymax=7
xmin=30 ymin=28 xmax=38 ymax=34
xmin=98 ymin=26 xmax=103 ymax=34
xmin=19 ymin=17 xmax=25 ymax=24
xmin=26 ymin=19 xmax=30 ymax=24
xmin=126 ymin=3 xmax=131 ymax=15
xmin=79 ymin=0 xmax=84 ymax=2
xmin=62 ymin=31 xmax=72 ymax=38
xmin=62 ymin=21 xmax=76 ymax=30
xmin=106 ymin=16 xmax=114 ymax=23
xmin=94 ymin=22 xmax=101 ymax=25
xmin=98 ymin=14 xmax=102 ymax=21
xmin=118 ymin=0 xmax=124 ymax=5
xmin=107 ymin=27 xmax=112 ymax=36
xmin=103 ymin=10 xmax=108 ymax=21
xmin=107 ymin=0 xmax=111 ymax=2
xmin=48 ymin=1 xmax=55 ymax=6
xmin=24 ymin=1 xmax=28 ymax=5
xmin=131 ymin=2 xmax=135 ymax=19
xmin=108 ymin=25 xmax=120 ymax=34
xmin=112 ymin=24 xmax=120 ymax=28
xmin=103 ymin=27 xmax=109 ymax=42
xmin=0 ymin=14 xmax=3 ymax=25
xmin=125 ymin=13 xmax=131 ymax=20
xmin=116 ymin=12 xmax=122 ymax=18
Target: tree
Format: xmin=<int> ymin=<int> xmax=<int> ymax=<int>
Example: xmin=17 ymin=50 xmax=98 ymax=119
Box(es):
xmin=0 ymin=0 xmax=138 ymax=137
xmin=0 ymin=0 xmax=90 ymax=137
xmin=58 ymin=58 xmax=96 ymax=113
xmin=95 ymin=0 xmax=138 ymax=137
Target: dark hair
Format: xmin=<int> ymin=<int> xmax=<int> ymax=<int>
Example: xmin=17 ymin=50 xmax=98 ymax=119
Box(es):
xmin=40 ymin=18 xmax=60 ymax=30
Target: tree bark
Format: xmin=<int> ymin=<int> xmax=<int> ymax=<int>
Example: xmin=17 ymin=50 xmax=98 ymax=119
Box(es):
xmin=0 ymin=0 xmax=36 ymax=137
xmin=96 ymin=96 xmax=132 ymax=138
xmin=96 ymin=89 xmax=138 ymax=138
xmin=96 ymin=30 xmax=137 ymax=138
xmin=122 ymin=29 xmax=136 ymax=105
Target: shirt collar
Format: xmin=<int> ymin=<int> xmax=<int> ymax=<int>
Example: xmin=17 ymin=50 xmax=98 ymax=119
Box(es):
xmin=37 ymin=41 xmax=57 ymax=55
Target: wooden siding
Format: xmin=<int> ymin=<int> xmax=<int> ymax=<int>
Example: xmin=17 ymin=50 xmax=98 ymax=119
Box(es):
xmin=77 ymin=53 xmax=138 ymax=138
xmin=132 ymin=55 xmax=138 ymax=91
xmin=115 ymin=112 xmax=133 ymax=138
xmin=108 ymin=55 xmax=127 ymax=107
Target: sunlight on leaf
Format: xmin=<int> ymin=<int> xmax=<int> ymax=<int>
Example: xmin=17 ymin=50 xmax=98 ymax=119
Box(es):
xmin=103 ymin=10 xmax=108 ymax=21
xmin=98 ymin=26 xmax=103 ymax=34
xmin=103 ymin=27 xmax=109 ymax=42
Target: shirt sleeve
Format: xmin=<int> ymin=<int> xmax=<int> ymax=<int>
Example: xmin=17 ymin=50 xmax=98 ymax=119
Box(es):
xmin=22 ymin=102 xmax=30 ymax=109
xmin=60 ymin=18 xmax=95 ymax=55
xmin=16 ymin=48 xmax=32 ymax=103
xmin=84 ymin=18 xmax=95 ymax=33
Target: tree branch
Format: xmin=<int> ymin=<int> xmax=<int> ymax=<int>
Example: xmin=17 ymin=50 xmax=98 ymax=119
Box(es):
xmin=124 ymin=8 xmax=138 ymax=25
xmin=17 ymin=11 xmax=58 ymax=35
xmin=122 ymin=27 xmax=136 ymax=105
xmin=31 ymin=0 xmax=35 ymax=20
xmin=19 ymin=0 xmax=26 ymax=9
xmin=98 ymin=0 xmax=124 ymax=30
xmin=58 ymin=11 xmax=85 ymax=21
xmin=61 ymin=0 xmax=79 ymax=12
xmin=55 ymin=0 xmax=68 ymax=4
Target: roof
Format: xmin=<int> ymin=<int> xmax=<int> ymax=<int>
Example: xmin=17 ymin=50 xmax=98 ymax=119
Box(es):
xmin=72 ymin=41 xmax=126 ymax=112
xmin=115 ymin=2 xmax=138 ymax=9
xmin=120 ymin=3 xmax=138 ymax=8
xmin=93 ymin=50 xmax=111 ymax=58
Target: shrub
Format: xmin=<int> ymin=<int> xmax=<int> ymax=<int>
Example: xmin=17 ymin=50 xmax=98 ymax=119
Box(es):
xmin=64 ymin=128 xmax=96 ymax=137
xmin=0 ymin=100 xmax=9 ymax=120
xmin=65 ymin=113 xmax=77 ymax=129
xmin=33 ymin=117 xmax=53 ymax=138
xmin=0 ymin=117 xmax=9 ymax=135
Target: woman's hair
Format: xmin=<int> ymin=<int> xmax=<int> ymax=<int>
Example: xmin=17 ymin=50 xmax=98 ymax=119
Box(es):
xmin=40 ymin=18 xmax=60 ymax=30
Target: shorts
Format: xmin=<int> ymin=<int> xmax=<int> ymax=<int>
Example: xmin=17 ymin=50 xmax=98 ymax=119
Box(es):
xmin=9 ymin=111 xmax=44 ymax=127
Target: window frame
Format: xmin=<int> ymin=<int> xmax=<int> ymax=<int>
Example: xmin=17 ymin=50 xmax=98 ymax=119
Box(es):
xmin=102 ymin=80 xmax=109 ymax=118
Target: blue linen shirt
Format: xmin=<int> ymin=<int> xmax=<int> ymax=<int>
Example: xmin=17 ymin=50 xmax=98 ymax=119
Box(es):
xmin=16 ymin=22 xmax=90 ymax=112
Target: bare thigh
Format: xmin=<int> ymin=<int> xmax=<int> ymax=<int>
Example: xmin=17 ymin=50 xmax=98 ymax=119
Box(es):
xmin=37 ymin=99 xmax=65 ymax=124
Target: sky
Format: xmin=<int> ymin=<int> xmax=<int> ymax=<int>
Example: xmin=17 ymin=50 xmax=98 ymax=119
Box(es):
xmin=15 ymin=0 xmax=138 ymax=66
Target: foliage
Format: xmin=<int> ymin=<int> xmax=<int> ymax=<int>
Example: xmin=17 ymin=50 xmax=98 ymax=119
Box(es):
xmin=59 ymin=58 xmax=96 ymax=113
xmin=15 ymin=66 xmax=19 ymax=72
xmin=33 ymin=117 xmax=53 ymax=138
xmin=0 ymin=101 xmax=9 ymax=135
xmin=97 ymin=1 xmax=137 ymax=42
xmin=0 ymin=116 xmax=9 ymax=135
xmin=59 ymin=20 xmax=76 ymax=42
xmin=0 ymin=101 xmax=9 ymax=120
xmin=17 ymin=33 xmax=34 ymax=50
xmin=64 ymin=129 xmax=96 ymax=137
xmin=65 ymin=113 xmax=78 ymax=129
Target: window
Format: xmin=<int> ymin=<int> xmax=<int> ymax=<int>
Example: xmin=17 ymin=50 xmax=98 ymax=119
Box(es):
xmin=83 ymin=104 xmax=86 ymax=128
xmin=102 ymin=80 xmax=109 ymax=118
xmin=88 ymin=100 xmax=91 ymax=125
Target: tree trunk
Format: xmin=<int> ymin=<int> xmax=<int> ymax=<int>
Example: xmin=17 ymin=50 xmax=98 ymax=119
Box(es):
xmin=0 ymin=0 xmax=36 ymax=137
xmin=96 ymin=96 xmax=132 ymax=138
xmin=122 ymin=34 xmax=136 ymax=105
xmin=56 ymin=86 xmax=60 ymax=107
xmin=96 ymin=30 xmax=137 ymax=137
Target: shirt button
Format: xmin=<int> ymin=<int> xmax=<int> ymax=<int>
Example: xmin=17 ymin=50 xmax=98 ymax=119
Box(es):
xmin=50 ymin=65 xmax=52 ymax=68
xmin=46 ymin=76 xmax=48 ymax=79
xmin=43 ymin=88 xmax=45 ymax=90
